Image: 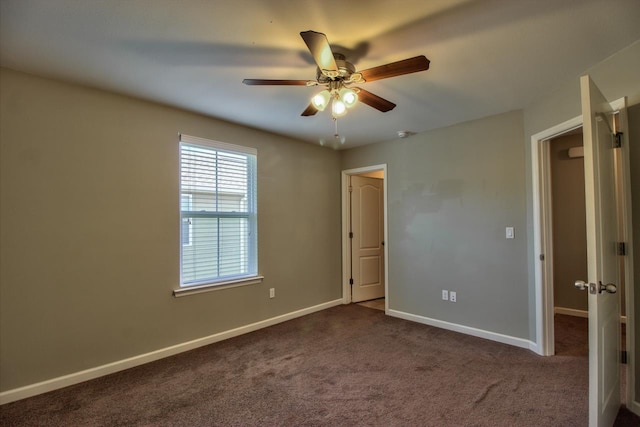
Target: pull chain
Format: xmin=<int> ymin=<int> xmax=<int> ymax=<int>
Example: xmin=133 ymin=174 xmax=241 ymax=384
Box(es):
xmin=332 ymin=117 xmax=346 ymax=145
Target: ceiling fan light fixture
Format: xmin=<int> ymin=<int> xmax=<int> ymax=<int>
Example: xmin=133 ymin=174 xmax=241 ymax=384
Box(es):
xmin=332 ymin=98 xmax=347 ymax=117
xmin=311 ymin=90 xmax=330 ymax=111
xmin=339 ymin=88 xmax=358 ymax=108
xmin=244 ymin=31 xmax=430 ymax=131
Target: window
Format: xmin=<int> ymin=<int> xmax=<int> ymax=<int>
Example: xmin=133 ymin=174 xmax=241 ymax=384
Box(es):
xmin=179 ymin=134 xmax=258 ymax=288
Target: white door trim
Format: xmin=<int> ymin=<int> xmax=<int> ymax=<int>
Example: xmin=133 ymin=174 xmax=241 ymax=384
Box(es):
xmin=341 ymin=165 xmax=389 ymax=312
xmin=531 ymin=115 xmax=582 ymax=356
xmin=530 ymin=97 xmax=637 ymax=414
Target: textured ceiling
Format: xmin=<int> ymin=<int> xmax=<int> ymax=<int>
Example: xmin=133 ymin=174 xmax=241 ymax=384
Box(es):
xmin=1 ymin=0 xmax=639 ymax=149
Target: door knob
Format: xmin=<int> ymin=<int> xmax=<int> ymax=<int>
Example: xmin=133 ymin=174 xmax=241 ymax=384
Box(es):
xmin=599 ymin=282 xmax=617 ymax=294
xmin=575 ymin=280 xmax=617 ymax=294
xmin=575 ymin=280 xmax=598 ymax=294
xmin=574 ymin=280 xmax=588 ymax=291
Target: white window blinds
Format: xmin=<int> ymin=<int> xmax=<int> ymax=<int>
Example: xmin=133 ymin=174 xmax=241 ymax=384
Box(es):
xmin=179 ymin=134 xmax=257 ymax=287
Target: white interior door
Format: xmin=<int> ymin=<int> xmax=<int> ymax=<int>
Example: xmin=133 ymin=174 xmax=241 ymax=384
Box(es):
xmin=581 ymin=75 xmax=621 ymax=427
xmin=350 ymin=175 xmax=385 ymax=302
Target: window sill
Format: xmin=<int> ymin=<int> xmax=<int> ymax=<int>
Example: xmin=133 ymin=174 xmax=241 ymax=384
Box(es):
xmin=173 ymin=275 xmax=264 ymax=298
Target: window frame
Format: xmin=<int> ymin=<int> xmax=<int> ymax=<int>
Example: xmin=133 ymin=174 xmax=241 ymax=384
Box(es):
xmin=180 ymin=193 xmax=193 ymax=247
xmin=174 ymin=134 xmax=262 ymax=297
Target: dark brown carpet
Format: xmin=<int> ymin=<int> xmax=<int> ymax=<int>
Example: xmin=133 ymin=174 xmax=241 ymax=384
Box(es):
xmin=1 ymin=305 xmax=638 ymax=426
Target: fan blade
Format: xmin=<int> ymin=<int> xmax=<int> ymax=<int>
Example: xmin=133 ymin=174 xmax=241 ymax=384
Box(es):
xmin=359 ymin=56 xmax=430 ymax=83
xmin=357 ymin=88 xmax=396 ymax=112
xmin=243 ymin=79 xmax=310 ymax=86
xmin=300 ymin=30 xmax=338 ymax=76
xmin=301 ymin=103 xmax=318 ymax=116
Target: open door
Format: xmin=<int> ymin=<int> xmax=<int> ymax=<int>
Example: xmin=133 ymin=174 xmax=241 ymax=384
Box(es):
xmin=350 ymin=175 xmax=385 ymax=302
xmin=580 ymin=75 xmax=621 ymax=427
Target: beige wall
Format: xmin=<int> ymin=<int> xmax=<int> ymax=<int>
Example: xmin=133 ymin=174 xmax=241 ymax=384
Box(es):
xmin=550 ymin=133 xmax=588 ymax=312
xmin=0 ymin=68 xmax=342 ymax=392
xmin=342 ymin=110 xmax=529 ymax=339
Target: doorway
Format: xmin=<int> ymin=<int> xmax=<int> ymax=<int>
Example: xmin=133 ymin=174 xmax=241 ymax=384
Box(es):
xmin=341 ymin=165 xmax=389 ymax=311
xmin=549 ymin=128 xmax=628 ymax=353
xmin=548 ymin=129 xmax=590 ymax=355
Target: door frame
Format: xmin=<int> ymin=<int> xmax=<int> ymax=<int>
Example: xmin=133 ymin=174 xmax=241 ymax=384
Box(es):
xmin=341 ymin=164 xmax=389 ymax=311
xmin=531 ymin=114 xmax=583 ymax=357
xmin=530 ymin=97 xmax=637 ymax=411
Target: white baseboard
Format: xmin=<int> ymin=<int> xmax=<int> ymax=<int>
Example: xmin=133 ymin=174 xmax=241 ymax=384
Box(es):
xmin=528 ymin=339 xmax=544 ymax=355
xmin=630 ymin=399 xmax=640 ymax=417
xmin=554 ymin=307 xmax=588 ymax=318
xmin=0 ymin=299 xmax=343 ymax=405
xmin=554 ymin=306 xmax=627 ymax=323
xmin=387 ymin=309 xmax=533 ymax=350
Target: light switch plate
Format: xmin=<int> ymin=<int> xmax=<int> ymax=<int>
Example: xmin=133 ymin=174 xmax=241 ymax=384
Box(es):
xmin=506 ymin=227 xmax=515 ymax=239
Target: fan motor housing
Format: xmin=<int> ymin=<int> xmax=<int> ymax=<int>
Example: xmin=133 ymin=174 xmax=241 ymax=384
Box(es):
xmin=317 ymin=53 xmax=356 ymax=83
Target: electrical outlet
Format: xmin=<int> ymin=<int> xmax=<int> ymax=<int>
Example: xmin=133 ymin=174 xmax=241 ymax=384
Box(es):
xmin=442 ymin=290 xmax=449 ymax=301
xmin=269 ymin=288 xmax=275 ymax=299
xmin=450 ymin=291 xmax=457 ymax=302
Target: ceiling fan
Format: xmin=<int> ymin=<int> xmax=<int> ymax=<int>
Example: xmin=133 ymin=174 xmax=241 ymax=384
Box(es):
xmin=243 ymin=30 xmax=430 ymax=118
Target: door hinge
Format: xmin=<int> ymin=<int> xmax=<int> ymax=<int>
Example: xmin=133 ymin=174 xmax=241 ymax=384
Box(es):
xmin=539 ymin=254 xmax=545 ymax=261
xmin=621 ymin=350 xmax=628 ymax=365
xmin=349 ymin=232 xmax=353 ymax=239
xmin=348 ymin=185 xmax=353 ymax=193
xmin=617 ymin=242 xmax=627 ymax=256
xmin=349 ymin=278 xmax=354 ymax=285
xmin=614 ymin=132 xmax=623 ymax=148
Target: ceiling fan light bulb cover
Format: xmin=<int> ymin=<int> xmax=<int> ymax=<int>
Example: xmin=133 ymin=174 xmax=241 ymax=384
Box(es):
xmin=311 ymin=90 xmax=330 ymax=111
xmin=340 ymin=88 xmax=358 ymax=108
xmin=332 ymin=99 xmax=347 ymax=117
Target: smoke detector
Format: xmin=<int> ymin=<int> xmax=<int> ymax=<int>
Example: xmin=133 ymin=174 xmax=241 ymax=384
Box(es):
xmin=397 ymin=130 xmax=416 ymax=138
